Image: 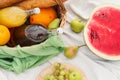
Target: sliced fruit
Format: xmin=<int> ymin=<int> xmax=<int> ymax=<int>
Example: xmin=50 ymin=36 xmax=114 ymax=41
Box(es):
xmin=84 ymin=4 xmax=120 ymax=60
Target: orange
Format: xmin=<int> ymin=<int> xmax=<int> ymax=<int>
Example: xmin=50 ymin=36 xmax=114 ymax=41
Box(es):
xmin=30 ymin=7 xmax=57 ymax=28
xmin=0 ymin=25 xmax=10 ymax=46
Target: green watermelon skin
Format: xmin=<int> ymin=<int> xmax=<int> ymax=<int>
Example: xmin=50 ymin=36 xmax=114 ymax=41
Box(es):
xmin=84 ymin=4 xmax=120 ymax=60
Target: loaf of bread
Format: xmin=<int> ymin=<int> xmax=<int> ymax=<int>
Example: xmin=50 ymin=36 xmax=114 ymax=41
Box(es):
xmin=0 ymin=0 xmax=23 ymax=8
xmin=16 ymin=0 xmax=66 ymax=9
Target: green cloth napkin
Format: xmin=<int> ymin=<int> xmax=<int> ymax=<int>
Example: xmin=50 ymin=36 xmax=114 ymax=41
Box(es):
xmin=0 ymin=34 xmax=65 ymax=74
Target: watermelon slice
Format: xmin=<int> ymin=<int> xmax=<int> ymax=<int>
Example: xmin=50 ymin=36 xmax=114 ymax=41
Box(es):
xmin=84 ymin=4 xmax=120 ymax=60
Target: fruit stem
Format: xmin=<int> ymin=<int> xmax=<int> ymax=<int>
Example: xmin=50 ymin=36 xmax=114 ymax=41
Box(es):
xmin=78 ymin=44 xmax=86 ymax=48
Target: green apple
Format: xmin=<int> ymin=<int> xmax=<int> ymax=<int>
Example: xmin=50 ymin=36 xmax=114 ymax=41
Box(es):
xmin=70 ymin=19 xmax=84 ymax=33
xmin=69 ymin=71 xmax=82 ymax=80
xmin=64 ymin=46 xmax=79 ymax=59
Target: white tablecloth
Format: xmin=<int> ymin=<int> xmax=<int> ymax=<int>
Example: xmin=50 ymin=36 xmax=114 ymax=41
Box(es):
xmin=1 ymin=0 xmax=120 ymax=80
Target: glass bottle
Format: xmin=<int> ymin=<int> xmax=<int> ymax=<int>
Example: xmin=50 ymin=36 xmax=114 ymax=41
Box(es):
xmin=11 ymin=24 xmax=50 ymax=47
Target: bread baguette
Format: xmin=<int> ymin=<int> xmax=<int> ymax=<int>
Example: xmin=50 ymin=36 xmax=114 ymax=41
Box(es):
xmin=16 ymin=0 xmax=66 ymax=9
xmin=0 ymin=0 xmax=23 ymax=8
xmin=36 ymin=63 xmax=88 ymax=80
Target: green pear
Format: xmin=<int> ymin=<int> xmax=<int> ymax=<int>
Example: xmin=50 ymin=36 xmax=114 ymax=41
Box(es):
xmin=64 ymin=46 xmax=79 ymax=59
xmin=48 ymin=18 xmax=60 ymax=30
xmin=70 ymin=19 xmax=84 ymax=33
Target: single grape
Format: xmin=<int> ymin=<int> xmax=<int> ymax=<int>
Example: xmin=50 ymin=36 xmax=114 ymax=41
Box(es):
xmin=54 ymin=69 xmax=60 ymax=76
xmin=59 ymin=64 xmax=65 ymax=70
xmin=58 ymin=75 xmax=64 ymax=80
xmin=64 ymin=71 xmax=69 ymax=79
xmin=54 ymin=62 xmax=61 ymax=69
xmin=60 ymin=70 xmax=66 ymax=76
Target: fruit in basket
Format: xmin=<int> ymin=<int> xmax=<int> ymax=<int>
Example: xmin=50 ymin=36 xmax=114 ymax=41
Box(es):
xmin=36 ymin=62 xmax=87 ymax=80
xmin=30 ymin=7 xmax=57 ymax=28
xmin=0 ymin=7 xmax=40 ymax=28
xmin=64 ymin=46 xmax=79 ymax=59
xmin=0 ymin=25 xmax=10 ymax=46
xmin=70 ymin=19 xmax=84 ymax=33
xmin=84 ymin=4 xmax=120 ymax=60
xmin=13 ymin=24 xmax=49 ymax=47
xmin=48 ymin=18 xmax=60 ymax=30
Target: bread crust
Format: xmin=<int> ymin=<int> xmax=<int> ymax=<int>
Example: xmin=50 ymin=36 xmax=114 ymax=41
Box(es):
xmin=16 ymin=0 xmax=66 ymax=9
xmin=0 ymin=0 xmax=23 ymax=8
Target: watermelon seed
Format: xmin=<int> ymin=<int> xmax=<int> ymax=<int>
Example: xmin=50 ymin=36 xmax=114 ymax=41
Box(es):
xmin=99 ymin=13 xmax=107 ymax=18
xmin=90 ymin=29 xmax=100 ymax=42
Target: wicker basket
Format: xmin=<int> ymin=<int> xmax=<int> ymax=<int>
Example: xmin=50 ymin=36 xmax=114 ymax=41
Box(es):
xmin=55 ymin=0 xmax=67 ymax=28
xmin=0 ymin=0 xmax=66 ymax=74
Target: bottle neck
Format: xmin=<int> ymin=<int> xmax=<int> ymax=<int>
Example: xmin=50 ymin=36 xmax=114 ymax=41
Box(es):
xmin=25 ymin=8 xmax=40 ymax=16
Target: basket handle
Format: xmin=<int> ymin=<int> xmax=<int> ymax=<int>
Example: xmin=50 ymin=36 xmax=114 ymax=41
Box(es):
xmin=55 ymin=0 xmax=67 ymax=28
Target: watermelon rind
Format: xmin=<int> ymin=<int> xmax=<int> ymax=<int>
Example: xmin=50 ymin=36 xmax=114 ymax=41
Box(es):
xmin=84 ymin=4 xmax=120 ymax=60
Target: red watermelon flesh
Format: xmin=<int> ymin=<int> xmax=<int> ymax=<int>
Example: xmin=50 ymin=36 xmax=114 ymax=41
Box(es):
xmin=84 ymin=5 xmax=120 ymax=60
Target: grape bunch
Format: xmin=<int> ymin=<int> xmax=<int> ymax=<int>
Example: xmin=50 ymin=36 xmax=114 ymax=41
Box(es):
xmin=44 ymin=62 xmax=82 ymax=80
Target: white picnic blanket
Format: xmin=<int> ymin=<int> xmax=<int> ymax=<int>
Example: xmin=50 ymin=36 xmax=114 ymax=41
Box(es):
xmin=1 ymin=0 xmax=120 ymax=80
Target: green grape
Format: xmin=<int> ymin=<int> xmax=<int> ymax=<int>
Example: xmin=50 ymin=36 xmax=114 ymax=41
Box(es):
xmin=54 ymin=62 xmax=61 ymax=69
xmin=58 ymin=75 xmax=64 ymax=80
xmin=44 ymin=62 xmax=82 ymax=80
xmin=64 ymin=71 xmax=69 ymax=79
xmin=53 ymin=69 xmax=60 ymax=76
xmin=59 ymin=64 xmax=65 ymax=70
xmin=60 ymin=70 xmax=66 ymax=76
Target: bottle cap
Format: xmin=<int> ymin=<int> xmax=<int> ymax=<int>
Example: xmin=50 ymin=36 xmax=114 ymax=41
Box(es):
xmin=33 ymin=8 xmax=40 ymax=14
xmin=57 ymin=28 xmax=64 ymax=34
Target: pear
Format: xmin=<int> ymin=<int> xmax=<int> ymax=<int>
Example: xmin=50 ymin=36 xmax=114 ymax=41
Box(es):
xmin=70 ymin=19 xmax=84 ymax=33
xmin=48 ymin=18 xmax=60 ymax=30
xmin=64 ymin=46 xmax=79 ymax=59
